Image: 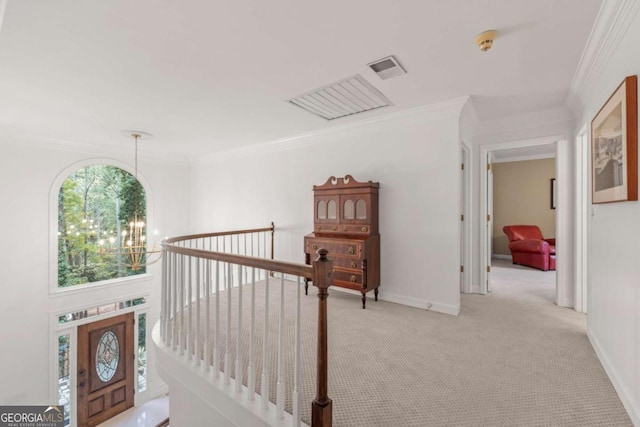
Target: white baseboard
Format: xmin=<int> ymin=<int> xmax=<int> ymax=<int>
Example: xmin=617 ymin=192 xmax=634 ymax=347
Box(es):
xmin=379 ymin=291 xmax=460 ymax=316
xmin=588 ymin=330 xmax=639 ymax=425
xmin=492 ymin=254 xmax=511 ymax=260
xmin=557 ymin=298 xmax=573 ymax=308
xmin=329 ymin=287 xmax=460 ymax=315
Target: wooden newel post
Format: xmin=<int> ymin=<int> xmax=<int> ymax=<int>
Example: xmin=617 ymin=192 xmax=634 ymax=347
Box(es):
xmin=312 ymin=249 xmax=333 ymax=427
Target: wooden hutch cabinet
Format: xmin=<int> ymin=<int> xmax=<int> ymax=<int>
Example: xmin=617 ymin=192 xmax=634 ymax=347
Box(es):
xmin=304 ymin=175 xmax=380 ymax=309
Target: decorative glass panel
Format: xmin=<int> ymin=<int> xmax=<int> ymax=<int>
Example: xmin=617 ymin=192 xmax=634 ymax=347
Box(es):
xmin=343 ymin=200 xmax=355 ymax=220
xmin=356 ymin=199 xmax=367 ymax=219
xmin=58 ymin=297 xmax=146 ymax=324
xmin=58 ymin=334 xmax=71 ymax=426
xmin=95 ymin=331 xmax=120 ymax=382
xmin=317 ymin=200 xmax=327 ymax=219
xmin=138 ymin=313 xmax=147 ymax=393
xmin=327 ymin=200 xmax=337 ymax=220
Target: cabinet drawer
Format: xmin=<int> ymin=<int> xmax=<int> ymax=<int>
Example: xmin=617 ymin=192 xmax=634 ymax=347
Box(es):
xmin=332 ymin=257 xmax=361 ymax=270
xmin=305 ymin=239 xmax=361 ymax=257
xmin=314 ymin=224 xmax=371 ymax=234
xmin=333 ymin=270 xmax=363 ymax=287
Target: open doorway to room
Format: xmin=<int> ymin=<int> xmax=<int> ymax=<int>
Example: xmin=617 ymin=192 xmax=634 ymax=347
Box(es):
xmin=490 ymin=155 xmax=556 ymax=303
xmin=479 ymin=136 xmax=570 ymax=307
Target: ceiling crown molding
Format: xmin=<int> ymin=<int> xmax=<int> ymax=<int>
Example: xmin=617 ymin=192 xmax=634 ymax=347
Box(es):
xmin=566 ymin=0 xmax=640 ymax=115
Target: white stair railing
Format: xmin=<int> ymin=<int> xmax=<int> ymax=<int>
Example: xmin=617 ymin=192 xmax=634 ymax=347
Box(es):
xmin=159 ymin=224 xmax=333 ymax=427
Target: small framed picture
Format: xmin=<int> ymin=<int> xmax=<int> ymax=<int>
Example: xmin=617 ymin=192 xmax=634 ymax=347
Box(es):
xmin=591 ymin=75 xmax=638 ymax=204
xmin=550 ymin=178 xmax=556 ymax=209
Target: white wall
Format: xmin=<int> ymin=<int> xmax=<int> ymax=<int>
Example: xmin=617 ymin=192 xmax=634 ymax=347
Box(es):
xmin=572 ymin=7 xmax=640 ymax=423
xmin=190 ymin=102 xmax=465 ymax=315
xmin=0 ymin=138 xmax=191 ymax=407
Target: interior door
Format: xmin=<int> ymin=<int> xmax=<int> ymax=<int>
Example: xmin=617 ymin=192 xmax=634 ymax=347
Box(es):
xmin=486 ymin=155 xmax=494 ymax=293
xmin=77 ymin=312 xmax=134 ymax=427
xmin=460 ymin=148 xmax=465 ymax=292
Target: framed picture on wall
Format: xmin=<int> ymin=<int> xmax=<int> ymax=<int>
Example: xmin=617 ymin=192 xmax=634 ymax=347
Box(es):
xmin=591 ymin=75 xmax=638 ymax=204
xmin=550 ymin=178 xmax=556 ymax=209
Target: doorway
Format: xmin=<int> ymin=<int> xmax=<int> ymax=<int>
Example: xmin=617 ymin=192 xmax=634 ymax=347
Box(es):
xmin=77 ymin=312 xmax=135 ymax=427
xmin=492 ymin=156 xmax=557 ymax=300
xmin=480 ymin=136 xmax=569 ymax=306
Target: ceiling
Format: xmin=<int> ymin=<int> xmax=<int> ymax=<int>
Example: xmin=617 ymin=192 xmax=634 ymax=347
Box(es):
xmin=0 ymin=0 xmax=602 ymax=158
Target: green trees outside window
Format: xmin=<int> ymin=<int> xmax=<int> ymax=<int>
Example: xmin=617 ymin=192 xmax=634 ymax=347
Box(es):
xmin=57 ymin=165 xmax=147 ymax=287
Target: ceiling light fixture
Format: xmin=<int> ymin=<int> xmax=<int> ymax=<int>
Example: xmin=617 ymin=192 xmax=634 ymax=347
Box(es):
xmin=98 ymin=131 xmax=161 ymax=271
xmin=476 ymin=30 xmax=498 ymax=52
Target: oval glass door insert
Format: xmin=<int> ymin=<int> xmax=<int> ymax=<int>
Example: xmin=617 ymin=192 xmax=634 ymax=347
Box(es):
xmin=95 ymin=330 xmax=120 ymax=382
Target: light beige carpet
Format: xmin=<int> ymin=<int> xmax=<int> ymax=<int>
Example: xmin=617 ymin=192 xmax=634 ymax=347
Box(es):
xmin=186 ymin=260 xmax=631 ymax=426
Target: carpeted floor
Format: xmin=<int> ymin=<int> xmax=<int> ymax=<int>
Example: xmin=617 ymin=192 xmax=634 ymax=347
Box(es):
xmin=192 ymin=260 xmax=631 ymax=426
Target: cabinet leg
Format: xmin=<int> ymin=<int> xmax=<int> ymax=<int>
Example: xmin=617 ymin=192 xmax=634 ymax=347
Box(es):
xmin=374 ymin=288 xmax=378 ymax=301
xmin=304 ymin=279 xmax=309 ymax=295
xmin=361 ymin=293 xmax=366 ymax=309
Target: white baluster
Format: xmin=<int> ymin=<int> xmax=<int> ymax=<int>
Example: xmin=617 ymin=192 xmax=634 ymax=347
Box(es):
xmin=171 ymin=252 xmax=177 ymax=351
xmin=160 ymin=249 xmax=165 ymax=341
xmin=179 ymin=255 xmax=185 ymax=356
xmin=235 ymin=265 xmax=243 ymax=393
xmin=187 ymin=256 xmax=193 ymax=361
xmin=195 ymin=258 xmax=201 ymax=366
xmin=225 ymin=262 xmax=231 ymax=385
xmin=244 ymin=233 xmax=248 ymax=282
xmin=276 ymin=275 xmax=285 ymax=419
xmin=293 ymin=276 xmax=302 ymax=426
xmin=223 ymin=238 xmax=227 ymax=289
xmin=214 ymin=261 xmax=220 ymax=378
xmin=205 ymin=259 xmax=211 ymax=373
xmin=261 ymin=274 xmax=270 ymax=409
xmin=248 ymin=267 xmax=256 ymax=400
xmin=163 ymin=251 xmax=168 ymax=343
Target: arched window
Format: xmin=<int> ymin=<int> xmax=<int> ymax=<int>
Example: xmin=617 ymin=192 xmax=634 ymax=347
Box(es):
xmin=57 ymin=165 xmax=147 ymax=287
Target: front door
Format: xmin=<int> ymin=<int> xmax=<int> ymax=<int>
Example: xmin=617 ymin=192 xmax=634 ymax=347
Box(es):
xmin=77 ymin=312 xmax=134 ymax=427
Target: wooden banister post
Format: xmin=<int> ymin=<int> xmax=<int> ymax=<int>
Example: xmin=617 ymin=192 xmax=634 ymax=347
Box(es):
xmin=312 ymin=249 xmax=333 ymax=427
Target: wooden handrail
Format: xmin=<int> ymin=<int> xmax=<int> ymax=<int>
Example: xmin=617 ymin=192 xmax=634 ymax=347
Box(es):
xmin=161 ymin=243 xmax=313 ymax=279
xmin=165 ymin=224 xmax=275 ymax=244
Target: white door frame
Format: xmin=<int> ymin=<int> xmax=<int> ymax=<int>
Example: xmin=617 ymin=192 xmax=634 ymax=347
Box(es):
xmin=49 ymin=298 xmax=151 ymax=427
xmin=480 ymin=135 xmax=568 ymax=306
xmin=460 ymin=142 xmax=472 ymax=293
xmin=574 ymin=127 xmax=589 ymax=313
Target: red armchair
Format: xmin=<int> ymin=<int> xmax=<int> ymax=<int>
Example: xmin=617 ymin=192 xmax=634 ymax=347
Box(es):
xmin=503 ymin=225 xmax=556 ymax=271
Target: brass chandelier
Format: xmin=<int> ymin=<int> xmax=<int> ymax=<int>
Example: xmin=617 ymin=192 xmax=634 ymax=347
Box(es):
xmin=98 ymin=132 xmax=162 ymax=271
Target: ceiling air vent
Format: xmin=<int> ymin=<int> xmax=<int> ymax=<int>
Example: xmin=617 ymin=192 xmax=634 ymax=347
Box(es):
xmin=368 ymin=55 xmax=406 ymax=80
xmin=288 ymin=74 xmax=393 ymax=120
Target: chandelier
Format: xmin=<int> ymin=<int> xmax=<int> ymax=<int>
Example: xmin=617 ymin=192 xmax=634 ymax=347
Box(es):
xmin=98 ymin=132 xmax=162 ymax=271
